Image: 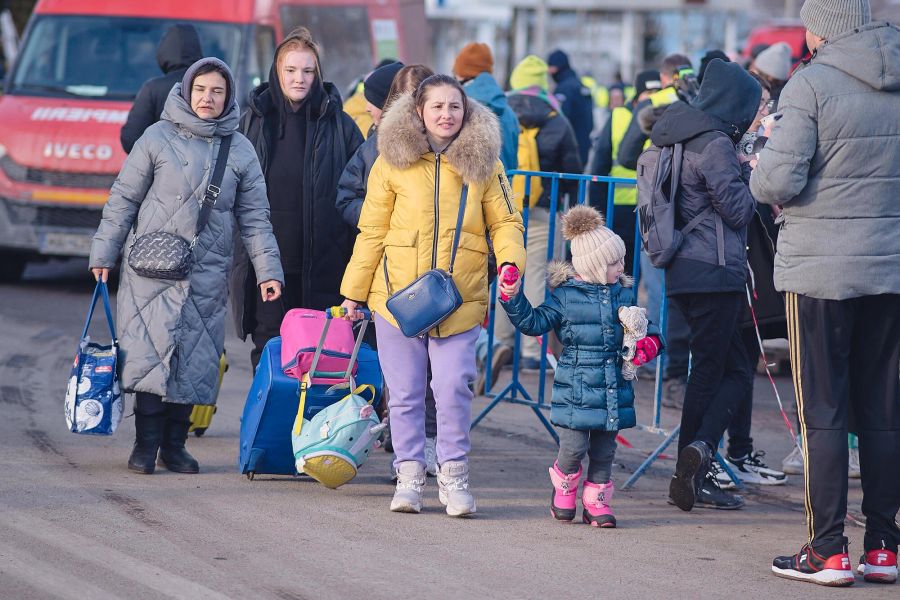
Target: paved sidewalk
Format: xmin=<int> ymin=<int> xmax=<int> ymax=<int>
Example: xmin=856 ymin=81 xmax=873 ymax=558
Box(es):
xmin=0 ymin=265 xmax=894 ymax=599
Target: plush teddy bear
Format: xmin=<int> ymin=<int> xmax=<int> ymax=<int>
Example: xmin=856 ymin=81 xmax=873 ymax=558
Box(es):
xmin=618 ymin=306 xmax=649 ymax=381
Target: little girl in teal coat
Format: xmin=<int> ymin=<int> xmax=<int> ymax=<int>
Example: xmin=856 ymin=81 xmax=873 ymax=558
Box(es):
xmin=501 ymin=205 xmax=661 ymax=527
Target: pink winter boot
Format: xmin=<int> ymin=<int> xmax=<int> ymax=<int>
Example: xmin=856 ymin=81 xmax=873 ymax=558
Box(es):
xmin=549 ymin=462 xmax=582 ymax=521
xmin=582 ymin=480 xmax=616 ymax=528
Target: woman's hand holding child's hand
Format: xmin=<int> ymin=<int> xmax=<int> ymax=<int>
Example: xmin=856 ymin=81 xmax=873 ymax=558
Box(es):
xmin=632 ymin=336 xmax=661 ymax=367
xmin=498 ymin=264 xmax=521 ymax=301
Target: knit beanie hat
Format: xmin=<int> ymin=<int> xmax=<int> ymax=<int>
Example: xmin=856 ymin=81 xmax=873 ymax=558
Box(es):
xmin=800 ymin=0 xmax=871 ymax=40
xmin=562 ymin=205 xmax=626 ymax=285
xmin=754 ymin=42 xmax=793 ymax=81
xmin=182 ymin=57 xmax=236 ymax=117
xmin=547 ymin=49 xmax=570 ymax=71
xmin=453 ymin=43 xmax=494 ymax=79
xmin=510 ymin=55 xmax=550 ymax=92
xmin=364 ymin=61 xmax=404 ymax=110
xmin=633 ymin=69 xmax=662 ymax=98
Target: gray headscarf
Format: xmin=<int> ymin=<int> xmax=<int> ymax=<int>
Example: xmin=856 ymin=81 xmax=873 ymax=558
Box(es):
xmin=181 ymin=57 xmax=236 ymax=116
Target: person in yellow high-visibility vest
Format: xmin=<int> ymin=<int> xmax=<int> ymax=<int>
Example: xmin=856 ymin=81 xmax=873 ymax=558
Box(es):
xmin=588 ymin=70 xmax=663 ymax=268
xmin=617 ymin=53 xmax=692 ymax=171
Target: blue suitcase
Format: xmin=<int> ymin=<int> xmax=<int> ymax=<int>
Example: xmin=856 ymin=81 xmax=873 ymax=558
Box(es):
xmin=239 ymin=335 xmax=382 ymax=479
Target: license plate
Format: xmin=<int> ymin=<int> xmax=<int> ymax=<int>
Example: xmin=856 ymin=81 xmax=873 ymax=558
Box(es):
xmin=40 ymin=232 xmax=94 ymax=256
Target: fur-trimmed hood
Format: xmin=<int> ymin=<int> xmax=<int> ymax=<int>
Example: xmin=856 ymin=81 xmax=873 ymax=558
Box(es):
xmin=377 ymin=92 xmax=502 ymax=185
xmin=547 ymin=260 xmax=634 ymax=289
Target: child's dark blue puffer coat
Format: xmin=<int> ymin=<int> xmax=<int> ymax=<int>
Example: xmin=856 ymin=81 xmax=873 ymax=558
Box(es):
xmin=502 ymin=261 xmax=660 ymax=431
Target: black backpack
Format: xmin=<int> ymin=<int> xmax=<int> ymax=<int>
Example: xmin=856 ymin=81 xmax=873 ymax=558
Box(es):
xmin=636 ymin=143 xmax=719 ymax=268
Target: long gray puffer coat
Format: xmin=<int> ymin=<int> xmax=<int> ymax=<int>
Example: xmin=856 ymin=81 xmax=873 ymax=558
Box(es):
xmin=750 ymin=22 xmax=900 ymax=300
xmin=89 ymin=85 xmax=283 ymax=405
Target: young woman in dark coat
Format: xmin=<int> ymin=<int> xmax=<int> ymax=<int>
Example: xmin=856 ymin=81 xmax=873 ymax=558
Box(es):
xmin=232 ymin=27 xmax=363 ymax=368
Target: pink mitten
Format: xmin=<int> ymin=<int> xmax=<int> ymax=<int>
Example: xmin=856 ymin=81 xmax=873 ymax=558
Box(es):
xmin=632 ymin=336 xmax=661 ymax=366
xmin=498 ymin=265 xmax=520 ymax=301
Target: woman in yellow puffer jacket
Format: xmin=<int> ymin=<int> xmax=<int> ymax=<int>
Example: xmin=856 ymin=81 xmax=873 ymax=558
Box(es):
xmin=340 ymin=75 xmax=525 ymax=516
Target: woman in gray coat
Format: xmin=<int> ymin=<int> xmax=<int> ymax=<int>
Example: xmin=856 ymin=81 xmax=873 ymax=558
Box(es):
xmin=89 ymin=58 xmax=284 ymax=475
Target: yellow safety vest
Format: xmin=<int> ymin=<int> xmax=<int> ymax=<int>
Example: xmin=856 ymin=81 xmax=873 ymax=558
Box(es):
xmin=609 ymin=106 xmax=637 ymax=206
xmin=650 ymin=87 xmax=679 ymax=107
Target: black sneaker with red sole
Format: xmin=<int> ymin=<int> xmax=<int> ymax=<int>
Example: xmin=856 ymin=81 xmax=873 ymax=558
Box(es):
xmin=856 ymin=548 xmax=898 ymax=584
xmin=772 ymin=544 xmax=855 ymax=587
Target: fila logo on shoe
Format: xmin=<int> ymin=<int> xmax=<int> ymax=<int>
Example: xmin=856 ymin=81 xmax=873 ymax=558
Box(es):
xmin=822 ymin=554 xmax=851 ymax=571
xmin=800 ymin=553 xmax=807 ymax=563
xmin=875 ymin=552 xmax=890 ymax=565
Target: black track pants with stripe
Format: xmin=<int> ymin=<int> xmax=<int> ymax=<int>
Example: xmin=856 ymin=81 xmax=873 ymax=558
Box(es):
xmin=786 ymin=292 xmax=900 ymax=555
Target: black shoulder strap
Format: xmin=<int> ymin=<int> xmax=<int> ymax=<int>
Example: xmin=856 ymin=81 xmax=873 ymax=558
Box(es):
xmin=192 ymin=134 xmax=232 ymax=247
xmin=448 ymin=185 xmax=469 ymax=275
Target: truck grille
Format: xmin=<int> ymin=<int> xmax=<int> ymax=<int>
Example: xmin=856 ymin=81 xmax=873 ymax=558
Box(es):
xmin=4 ymin=200 xmax=102 ymax=230
xmin=38 ymin=205 xmax=103 ymax=229
xmin=0 ymin=155 xmax=116 ymax=189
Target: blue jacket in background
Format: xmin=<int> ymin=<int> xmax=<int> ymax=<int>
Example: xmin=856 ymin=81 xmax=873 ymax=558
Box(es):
xmin=548 ymin=52 xmax=593 ymax=165
xmin=465 ymin=72 xmax=519 ymax=172
xmin=501 ymin=261 xmax=660 ymax=431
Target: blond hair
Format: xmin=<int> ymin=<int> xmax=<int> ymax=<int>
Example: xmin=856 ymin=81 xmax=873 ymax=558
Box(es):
xmin=276 ymin=27 xmax=323 ymax=81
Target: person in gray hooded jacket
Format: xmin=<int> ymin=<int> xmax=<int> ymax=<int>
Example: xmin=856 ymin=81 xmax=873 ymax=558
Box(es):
xmin=751 ymin=0 xmax=900 ymax=586
xmin=90 ymin=58 xmax=284 ymax=476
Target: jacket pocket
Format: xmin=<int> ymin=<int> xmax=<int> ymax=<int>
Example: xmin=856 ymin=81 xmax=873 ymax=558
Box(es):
xmin=381 ymin=228 xmax=418 ymax=293
xmin=454 ymin=231 xmax=489 ymax=301
xmin=457 ymin=230 xmax=489 ymax=254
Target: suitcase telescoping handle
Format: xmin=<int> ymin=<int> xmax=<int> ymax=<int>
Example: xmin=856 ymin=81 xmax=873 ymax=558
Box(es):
xmin=307 ymin=306 xmax=373 ymax=384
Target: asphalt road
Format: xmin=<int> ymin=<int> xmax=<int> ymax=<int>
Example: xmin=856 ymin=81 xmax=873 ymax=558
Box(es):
xmin=0 ymin=259 xmax=894 ymax=599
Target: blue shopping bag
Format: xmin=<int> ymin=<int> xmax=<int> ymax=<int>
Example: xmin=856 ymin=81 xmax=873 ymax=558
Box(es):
xmin=65 ymin=281 xmax=123 ymax=435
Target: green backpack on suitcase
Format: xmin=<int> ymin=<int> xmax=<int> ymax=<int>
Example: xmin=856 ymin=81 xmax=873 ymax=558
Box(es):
xmin=291 ymin=379 xmax=385 ymax=489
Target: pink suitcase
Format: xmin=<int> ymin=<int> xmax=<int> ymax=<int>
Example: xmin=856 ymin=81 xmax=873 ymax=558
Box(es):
xmin=280 ymin=309 xmax=358 ymax=384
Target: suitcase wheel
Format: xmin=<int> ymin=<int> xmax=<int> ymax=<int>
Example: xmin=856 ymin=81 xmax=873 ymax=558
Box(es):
xmin=247 ymin=471 xmax=255 ymax=481
xmin=193 ymin=427 xmax=207 ymax=437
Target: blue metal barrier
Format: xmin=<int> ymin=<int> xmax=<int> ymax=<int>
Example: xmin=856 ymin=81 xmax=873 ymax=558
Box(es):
xmin=471 ymin=168 xmax=742 ymax=491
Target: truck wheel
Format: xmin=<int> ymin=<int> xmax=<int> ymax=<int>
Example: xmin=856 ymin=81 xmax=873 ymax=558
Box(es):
xmin=0 ymin=254 xmax=28 ymax=282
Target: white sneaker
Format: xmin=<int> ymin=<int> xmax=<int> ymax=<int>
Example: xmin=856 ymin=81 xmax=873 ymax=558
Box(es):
xmin=711 ymin=460 xmax=737 ymax=490
xmin=848 ymin=447 xmax=861 ymax=479
xmin=782 ymin=445 xmax=804 ymax=475
xmin=390 ymin=461 xmax=425 ymax=513
xmin=437 ymin=460 xmax=476 ymax=517
xmin=724 ymin=451 xmax=787 ymax=485
xmin=424 ymin=437 xmax=438 ymax=477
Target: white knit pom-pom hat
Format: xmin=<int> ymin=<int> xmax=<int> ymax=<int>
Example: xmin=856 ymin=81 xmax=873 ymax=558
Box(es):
xmin=561 ymin=205 xmax=625 ymax=284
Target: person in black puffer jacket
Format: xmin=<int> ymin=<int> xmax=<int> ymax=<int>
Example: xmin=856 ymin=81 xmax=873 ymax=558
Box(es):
xmin=120 ymin=24 xmax=203 ymax=153
xmin=648 ymin=59 xmax=760 ymax=513
xmin=231 ymin=27 xmax=363 ymax=369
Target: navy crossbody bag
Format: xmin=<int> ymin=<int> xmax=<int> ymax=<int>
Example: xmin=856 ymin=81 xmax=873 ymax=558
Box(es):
xmin=384 ymin=185 xmax=469 ymax=337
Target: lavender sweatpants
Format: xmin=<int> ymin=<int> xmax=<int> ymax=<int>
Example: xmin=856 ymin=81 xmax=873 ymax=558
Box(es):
xmin=375 ymin=314 xmax=480 ymax=469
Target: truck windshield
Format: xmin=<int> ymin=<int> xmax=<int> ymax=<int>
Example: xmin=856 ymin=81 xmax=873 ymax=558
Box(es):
xmin=9 ymin=16 xmax=242 ymax=100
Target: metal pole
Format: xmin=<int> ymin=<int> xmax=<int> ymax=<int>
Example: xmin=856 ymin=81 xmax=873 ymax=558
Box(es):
xmin=534 ymin=0 xmax=549 ymax=58
xmin=537 ymin=178 xmax=560 ymax=408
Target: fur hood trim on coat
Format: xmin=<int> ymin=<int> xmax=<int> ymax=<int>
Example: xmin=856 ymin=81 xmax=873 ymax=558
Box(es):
xmin=547 ymin=260 xmax=634 ymax=289
xmin=377 ymin=92 xmax=502 ymax=185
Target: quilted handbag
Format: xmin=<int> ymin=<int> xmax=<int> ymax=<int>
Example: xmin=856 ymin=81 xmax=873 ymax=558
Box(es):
xmin=128 ymin=135 xmax=231 ymax=279
xmin=385 ymin=186 xmax=468 ymax=337
xmin=65 ymin=281 xmax=123 ymax=435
